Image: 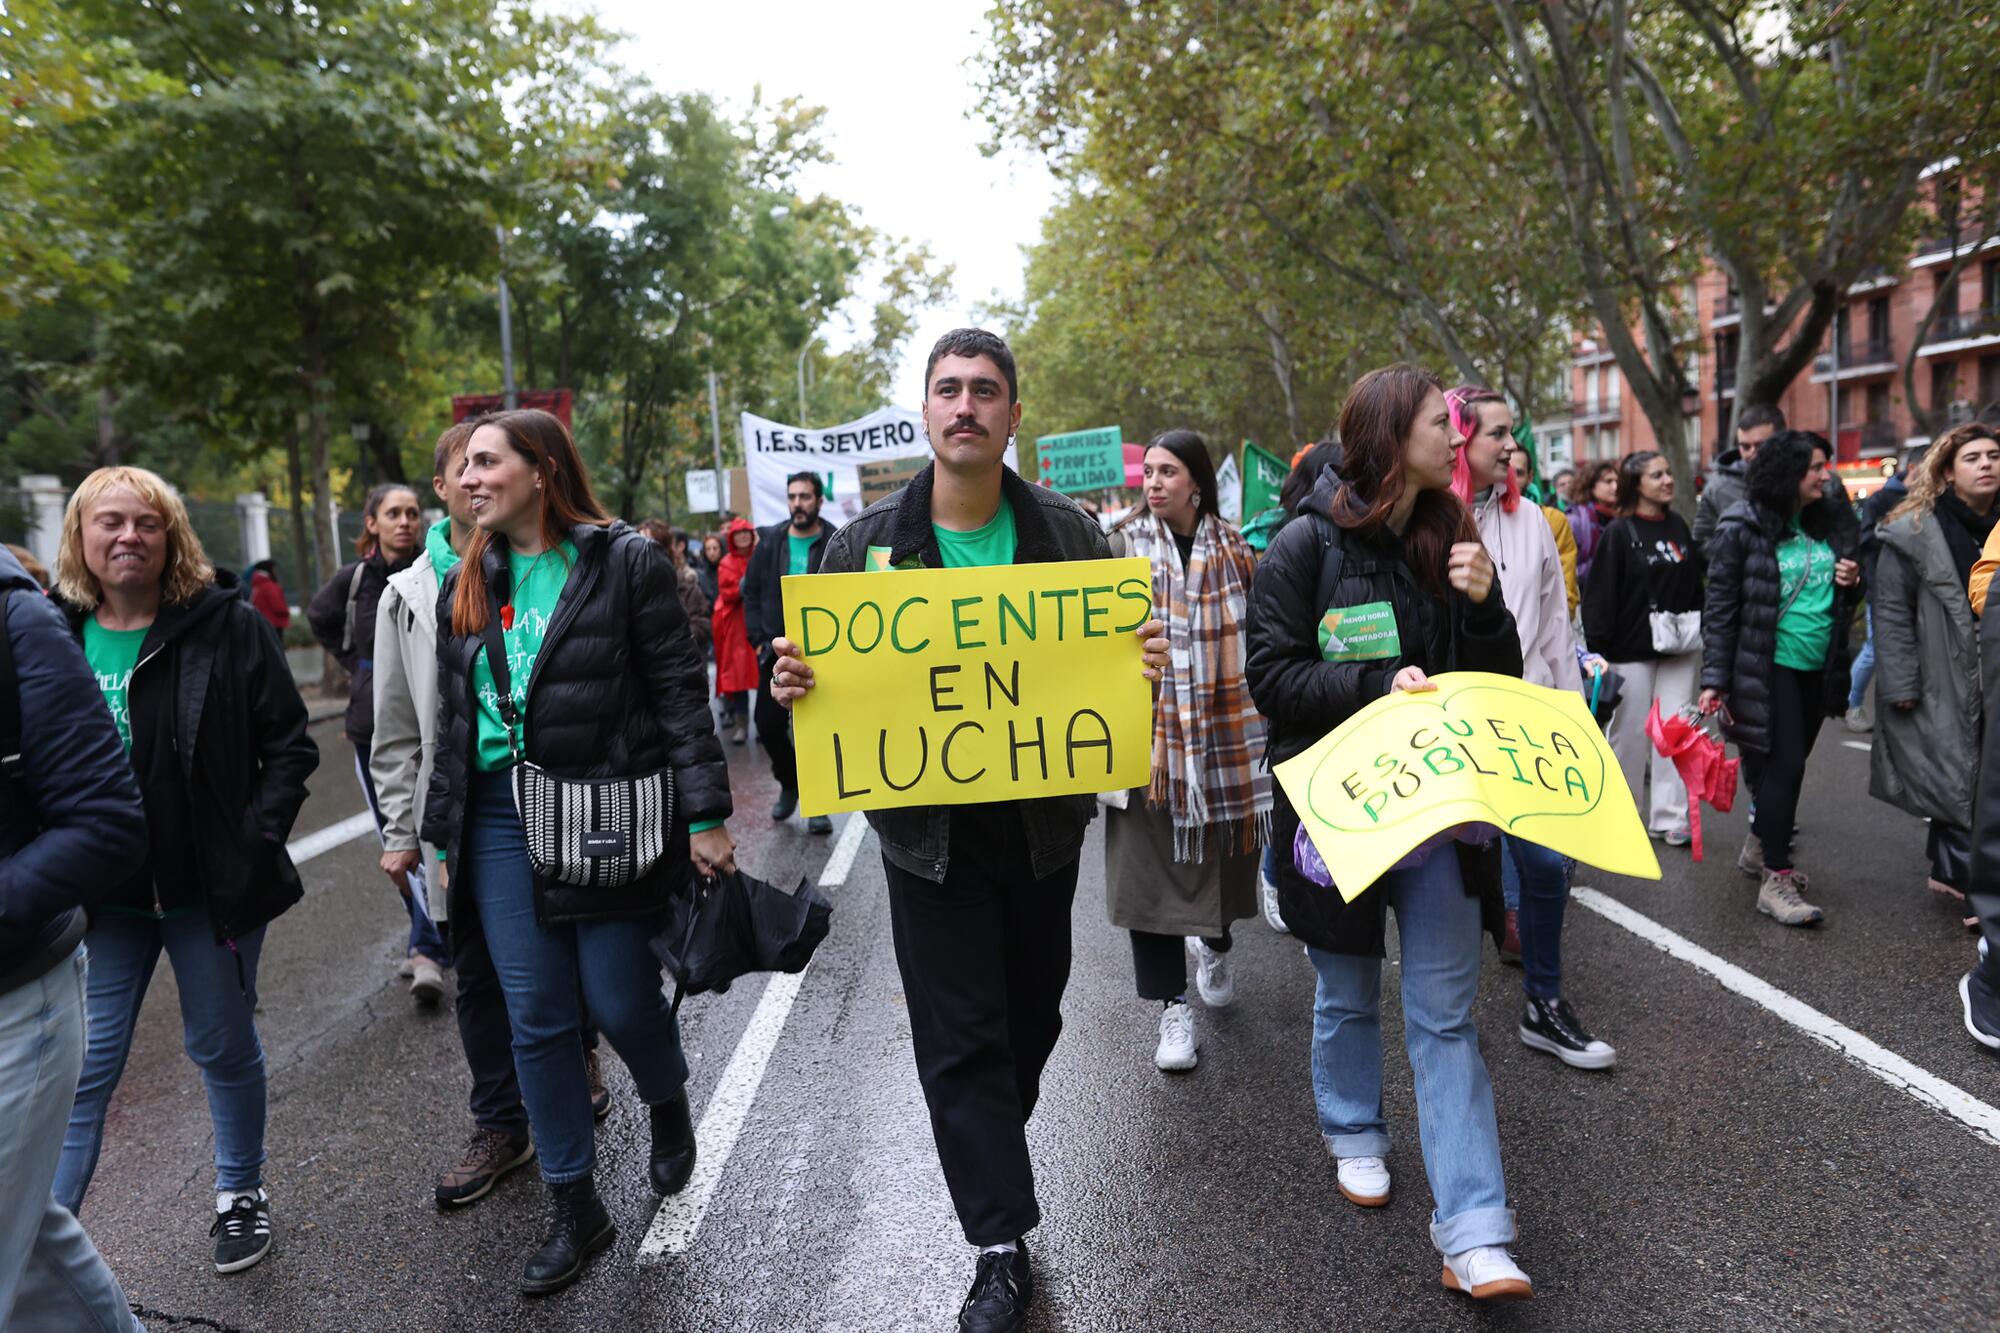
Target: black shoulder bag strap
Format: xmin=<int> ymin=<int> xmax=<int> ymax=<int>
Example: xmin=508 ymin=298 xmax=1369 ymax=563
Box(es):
xmin=1309 ymin=513 xmax=1347 ymax=615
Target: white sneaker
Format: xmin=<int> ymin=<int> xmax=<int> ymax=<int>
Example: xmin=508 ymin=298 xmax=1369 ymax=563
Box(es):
xmin=1843 ymin=707 xmax=1873 ymax=734
xmin=396 ymin=953 xmax=416 ymax=979
xmin=1441 ymin=1246 xmax=1533 ymax=1302
xmin=1660 ymin=827 xmax=1692 ymax=848
xmin=1335 ymin=1155 xmax=1390 ymax=1207
xmin=1259 ymin=871 xmax=1289 ymax=933
xmin=1153 ymin=1001 xmax=1197 ymax=1072
xmin=1187 ymin=937 xmax=1235 ymax=1008
xmin=409 ymin=955 xmax=447 ymax=1005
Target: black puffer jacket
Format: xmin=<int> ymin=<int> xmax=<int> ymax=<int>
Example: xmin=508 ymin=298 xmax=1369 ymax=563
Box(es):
xmin=1701 ymin=497 xmax=1861 ymax=756
xmin=744 ymin=518 xmax=837 ymax=657
xmin=308 ymin=550 xmax=410 ymax=747
xmin=58 ymin=575 xmax=317 ymax=939
xmin=1245 ymin=468 xmax=1522 ymax=957
xmin=423 ymin=521 xmax=730 ymax=923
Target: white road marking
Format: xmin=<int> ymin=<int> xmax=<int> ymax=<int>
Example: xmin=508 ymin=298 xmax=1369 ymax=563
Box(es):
xmin=1842 ymin=740 xmax=1872 ymax=752
xmin=1573 ymin=886 xmax=2000 ymax=1148
xmin=639 ymin=813 xmax=870 ymax=1262
xmin=286 ymin=811 xmax=377 ymax=866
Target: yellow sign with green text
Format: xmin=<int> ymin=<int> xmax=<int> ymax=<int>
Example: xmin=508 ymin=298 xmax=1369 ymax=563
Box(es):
xmin=783 ymin=558 xmax=1156 ymax=815
xmin=1274 ymin=672 xmax=1660 ymax=902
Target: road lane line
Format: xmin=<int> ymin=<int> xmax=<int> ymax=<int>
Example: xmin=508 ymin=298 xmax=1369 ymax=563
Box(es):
xmin=1842 ymin=740 xmax=1872 ymax=752
xmin=1573 ymin=886 xmax=2000 ymax=1149
xmin=287 ymin=811 xmax=376 ymax=866
xmin=638 ymin=813 xmax=870 ymax=1262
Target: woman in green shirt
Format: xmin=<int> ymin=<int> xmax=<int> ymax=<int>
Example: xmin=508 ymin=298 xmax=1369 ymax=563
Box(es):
xmin=1700 ymin=432 xmax=1862 ymax=926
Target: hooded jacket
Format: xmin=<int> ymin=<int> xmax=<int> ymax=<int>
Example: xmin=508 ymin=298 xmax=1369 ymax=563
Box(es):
xmin=370 ymin=518 xmax=458 ymax=919
xmin=1244 ymin=467 xmax=1521 ymax=957
xmin=58 ymin=573 xmax=317 ymax=938
xmin=1693 ymin=446 xmax=1750 ymax=549
xmin=422 ymin=521 xmax=730 ymax=923
xmin=1470 ymin=490 xmax=1582 ymax=691
xmin=814 ymin=463 xmax=1113 ymax=883
xmin=0 ymin=548 xmax=149 ymax=992
xmin=1701 ymin=497 xmax=1860 ymax=755
xmin=1869 ymin=508 xmax=1980 ymax=828
xmin=712 ymin=517 xmax=761 ymax=695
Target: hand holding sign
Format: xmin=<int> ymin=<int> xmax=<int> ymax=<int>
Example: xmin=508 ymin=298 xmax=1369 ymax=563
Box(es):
xmin=1276 ymin=671 xmax=1659 ymax=902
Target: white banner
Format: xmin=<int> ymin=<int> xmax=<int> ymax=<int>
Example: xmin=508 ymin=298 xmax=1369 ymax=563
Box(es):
xmin=1216 ymin=454 xmax=1242 ymax=524
xmin=740 ymin=406 xmax=1017 ymax=529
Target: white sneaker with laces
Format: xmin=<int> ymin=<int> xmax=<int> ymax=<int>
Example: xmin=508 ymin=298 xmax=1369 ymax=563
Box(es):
xmin=1187 ymin=937 xmax=1235 ymax=1008
xmin=1153 ymin=1001 xmax=1197 ymax=1072
xmin=1335 ymin=1155 xmax=1390 ymax=1207
xmin=1259 ymin=871 xmax=1289 ymax=933
xmin=409 ymin=954 xmax=447 ymax=1005
xmin=1441 ymin=1245 xmax=1533 ymax=1301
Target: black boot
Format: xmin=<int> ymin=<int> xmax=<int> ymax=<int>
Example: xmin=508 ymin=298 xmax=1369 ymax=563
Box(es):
xmin=649 ymin=1088 xmax=697 ymax=1195
xmin=520 ymin=1176 xmax=615 ymax=1296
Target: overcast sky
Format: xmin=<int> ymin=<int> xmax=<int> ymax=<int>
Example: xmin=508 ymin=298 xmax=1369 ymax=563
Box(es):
xmin=552 ymin=0 xmax=1059 ymax=418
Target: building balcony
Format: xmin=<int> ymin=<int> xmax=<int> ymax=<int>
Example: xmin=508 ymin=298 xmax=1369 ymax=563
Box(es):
xmin=1569 ymin=399 xmax=1621 ymax=425
xmin=1715 ymin=363 xmax=1738 ymax=399
xmin=1911 ymin=228 xmax=2000 ymax=269
xmin=1810 ymin=337 xmax=1897 ymax=382
xmin=1917 ymin=308 xmax=2000 ymax=356
xmin=1834 ymin=421 xmax=1902 ymax=461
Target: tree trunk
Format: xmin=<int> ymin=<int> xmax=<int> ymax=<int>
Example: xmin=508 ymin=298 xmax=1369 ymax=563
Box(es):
xmin=285 ymin=416 xmax=311 ymax=598
xmin=1255 ymin=306 xmax=1305 ymax=446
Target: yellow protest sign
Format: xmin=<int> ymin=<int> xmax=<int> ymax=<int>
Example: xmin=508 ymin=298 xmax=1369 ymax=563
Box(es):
xmin=1273 ymin=671 xmax=1660 ymax=902
xmin=784 ymin=558 xmax=1156 ymax=815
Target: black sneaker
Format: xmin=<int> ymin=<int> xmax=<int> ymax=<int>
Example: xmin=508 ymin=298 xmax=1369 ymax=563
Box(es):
xmin=1519 ymin=996 xmax=1617 ymax=1070
xmin=771 ymin=787 xmax=799 ymax=821
xmin=211 ymin=1190 xmax=274 ymax=1274
xmin=958 ymin=1239 xmax=1032 ymax=1333
xmin=806 ymin=814 xmax=833 ymax=836
xmin=1961 ymin=970 xmax=2000 ymax=1051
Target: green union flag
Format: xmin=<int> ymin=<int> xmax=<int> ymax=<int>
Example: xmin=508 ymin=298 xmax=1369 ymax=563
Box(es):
xmin=1242 ymin=440 xmax=1289 ymax=518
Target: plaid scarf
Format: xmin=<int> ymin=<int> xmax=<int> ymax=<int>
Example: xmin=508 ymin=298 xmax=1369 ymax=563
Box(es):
xmin=1122 ymin=512 xmax=1272 ymax=861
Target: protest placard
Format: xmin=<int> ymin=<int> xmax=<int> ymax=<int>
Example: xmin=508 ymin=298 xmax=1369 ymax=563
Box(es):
xmin=1274 ymin=671 xmax=1659 ymax=901
xmin=1033 ymin=426 xmax=1125 ymax=493
xmin=784 ymin=558 xmax=1155 ymax=814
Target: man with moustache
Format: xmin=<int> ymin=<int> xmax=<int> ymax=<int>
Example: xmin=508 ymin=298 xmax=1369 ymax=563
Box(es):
xmin=744 ymin=471 xmax=837 ymax=834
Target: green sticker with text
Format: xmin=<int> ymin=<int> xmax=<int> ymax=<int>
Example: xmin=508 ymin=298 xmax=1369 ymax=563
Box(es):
xmin=1318 ymin=601 xmax=1401 ymax=663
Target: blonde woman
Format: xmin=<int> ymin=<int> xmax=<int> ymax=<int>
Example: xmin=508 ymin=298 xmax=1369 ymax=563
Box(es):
xmin=51 ymin=467 xmax=316 ymax=1275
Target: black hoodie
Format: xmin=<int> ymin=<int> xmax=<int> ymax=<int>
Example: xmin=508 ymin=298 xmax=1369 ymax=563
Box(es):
xmin=59 ymin=573 xmax=317 ymax=937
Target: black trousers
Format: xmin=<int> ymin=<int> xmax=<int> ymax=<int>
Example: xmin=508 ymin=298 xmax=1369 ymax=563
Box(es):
xmin=445 ymin=909 xmax=529 ymax=1137
xmin=1129 ymin=926 xmax=1233 ymax=1002
xmin=1742 ymin=666 xmax=1824 ymax=874
xmin=755 ymin=651 xmax=797 ymax=792
xmin=882 ymin=807 xmax=1079 ymax=1247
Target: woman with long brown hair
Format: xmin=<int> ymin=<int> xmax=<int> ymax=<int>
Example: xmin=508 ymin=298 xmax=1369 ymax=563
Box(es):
xmin=421 ymin=410 xmax=735 ymax=1294
xmin=1246 ymin=365 xmax=1532 ymax=1302
xmin=1868 ymin=422 xmax=2000 ymax=922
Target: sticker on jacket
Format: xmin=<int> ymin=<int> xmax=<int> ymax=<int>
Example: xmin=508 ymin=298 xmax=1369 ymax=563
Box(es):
xmin=864 ymin=544 xmax=922 ymax=572
xmin=1319 ymin=601 xmax=1400 ymax=662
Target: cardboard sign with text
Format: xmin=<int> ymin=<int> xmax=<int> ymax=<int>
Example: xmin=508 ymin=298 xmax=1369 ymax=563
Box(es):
xmin=785 ymin=558 xmax=1155 ymax=814
xmin=1274 ymin=672 xmax=1659 ymax=901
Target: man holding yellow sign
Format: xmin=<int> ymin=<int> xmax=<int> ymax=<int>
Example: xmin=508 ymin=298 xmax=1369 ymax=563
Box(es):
xmin=769 ymin=329 xmax=1167 ymax=1333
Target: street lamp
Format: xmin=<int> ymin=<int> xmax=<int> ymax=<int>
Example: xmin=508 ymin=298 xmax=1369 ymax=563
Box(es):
xmin=797 ymin=337 xmax=814 ymax=423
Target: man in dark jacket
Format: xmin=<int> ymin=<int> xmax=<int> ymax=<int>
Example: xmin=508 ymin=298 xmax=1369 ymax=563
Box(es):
xmin=743 ymin=472 xmax=837 ymax=832
xmin=0 ymin=545 xmax=149 ymax=1331
xmin=1694 ymin=403 xmax=1785 ymax=547
xmin=768 ymin=329 xmax=1166 ymax=1333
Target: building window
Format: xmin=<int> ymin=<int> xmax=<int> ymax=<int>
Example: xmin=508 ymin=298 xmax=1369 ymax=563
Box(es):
xmin=1606 ymin=367 xmax=1621 ymax=405
xmin=1984 ymin=260 xmax=2000 ymax=315
xmin=1715 ymin=330 xmax=1740 ymax=395
xmin=1980 ymin=353 xmax=2000 ymax=409
xmin=1936 ymin=270 xmax=1961 ymax=325
xmin=1866 ymin=381 xmax=1891 ymax=425
xmin=1933 ymin=360 xmax=1960 ymax=413
xmin=1600 ymin=426 xmax=1619 ymax=458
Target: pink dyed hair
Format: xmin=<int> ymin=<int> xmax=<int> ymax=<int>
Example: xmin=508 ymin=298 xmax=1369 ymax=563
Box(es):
xmin=1446 ymin=385 xmax=1520 ymax=514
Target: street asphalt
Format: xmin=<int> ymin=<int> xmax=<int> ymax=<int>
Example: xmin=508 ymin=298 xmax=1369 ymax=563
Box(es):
xmin=74 ymin=715 xmax=2000 ymax=1332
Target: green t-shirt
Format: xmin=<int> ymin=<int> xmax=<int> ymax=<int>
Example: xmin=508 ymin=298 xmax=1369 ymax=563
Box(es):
xmin=471 ymin=540 xmax=577 ymax=773
xmin=932 ymin=502 xmax=1018 ymax=569
xmin=1774 ymin=520 xmax=1836 ymax=671
xmin=83 ymin=620 xmax=149 ymax=751
xmin=787 ymin=531 xmax=817 ymax=577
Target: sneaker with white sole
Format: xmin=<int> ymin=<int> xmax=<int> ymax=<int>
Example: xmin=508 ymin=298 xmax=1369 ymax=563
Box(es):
xmin=1153 ymin=1001 xmax=1197 ymax=1072
xmin=1519 ymin=996 xmax=1617 ymax=1070
xmin=1187 ymin=937 xmax=1235 ymax=1008
xmin=1660 ymin=827 xmax=1692 ymax=848
xmin=1441 ymin=1245 xmax=1533 ymax=1301
xmin=1758 ymin=868 xmax=1823 ymax=926
xmin=1259 ymin=871 xmax=1288 ymax=933
xmin=211 ymin=1189 xmax=274 ymax=1274
xmin=1335 ymin=1155 xmax=1390 ymax=1207
xmin=410 ymin=954 xmax=447 ymax=1006
xmin=1961 ymin=971 xmax=2000 ymax=1051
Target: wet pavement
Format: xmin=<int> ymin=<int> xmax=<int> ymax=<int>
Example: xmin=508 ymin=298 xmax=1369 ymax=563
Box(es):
xmin=77 ymin=717 xmax=2000 ymax=1331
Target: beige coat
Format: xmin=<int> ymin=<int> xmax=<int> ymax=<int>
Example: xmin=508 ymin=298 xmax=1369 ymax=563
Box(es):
xmin=370 ymin=551 xmax=446 ymax=919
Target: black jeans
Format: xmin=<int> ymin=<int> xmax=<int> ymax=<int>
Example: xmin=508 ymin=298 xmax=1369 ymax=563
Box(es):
xmin=1742 ymin=666 xmax=1824 ymax=874
xmin=755 ymin=651 xmax=797 ymax=792
xmin=445 ymin=911 xmax=529 ymax=1137
xmin=882 ymin=805 xmax=1078 ymax=1247
xmin=1928 ymin=821 xmax=1973 ymax=891
xmin=1130 ymin=926 xmax=1232 ymax=1002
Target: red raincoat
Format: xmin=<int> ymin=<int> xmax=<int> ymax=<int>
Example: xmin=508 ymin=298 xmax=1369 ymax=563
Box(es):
xmin=712 ymin=517 xmax=760 ymax=696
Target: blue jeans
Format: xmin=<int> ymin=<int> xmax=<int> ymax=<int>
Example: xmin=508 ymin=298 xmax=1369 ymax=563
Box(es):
xmin=464 ymin=770 xmax=689 ymax=1183
xmin=0 ymin=948 xmax=144 ymax=1332
xmin=1503 ymin=836 xmax=1572 ymax=1002
xmin=1308 ymin=851 xmax=1515 ymax=1255
xmin=1847 ymin=608 xmax=1875 ymax=712
xmin=354 ymin=742 xmax=448 ymax=966
xmin=57 ymin=913 xmax=266 ymax=1213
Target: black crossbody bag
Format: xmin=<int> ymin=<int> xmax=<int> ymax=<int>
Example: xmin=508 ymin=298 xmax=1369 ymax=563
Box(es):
xmin=479 ymin=602 xmax=679 ymax=889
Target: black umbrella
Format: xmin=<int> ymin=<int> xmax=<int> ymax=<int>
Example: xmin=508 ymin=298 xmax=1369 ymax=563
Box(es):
xmin=650 ymin=866 xmax=833 ymax=1010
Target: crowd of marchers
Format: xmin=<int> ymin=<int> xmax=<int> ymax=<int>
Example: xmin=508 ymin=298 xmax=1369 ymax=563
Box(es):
xmin=2 ymin=326 xmax=1997 ymax=1333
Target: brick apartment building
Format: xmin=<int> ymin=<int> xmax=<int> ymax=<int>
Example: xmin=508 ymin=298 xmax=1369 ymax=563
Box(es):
xmin=1535 ymin=163 xmax=2000 ymax=481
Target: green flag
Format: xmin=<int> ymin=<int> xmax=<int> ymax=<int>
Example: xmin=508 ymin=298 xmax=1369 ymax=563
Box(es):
xmin=1242 ymin=440 xmax=1289 ymax=518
